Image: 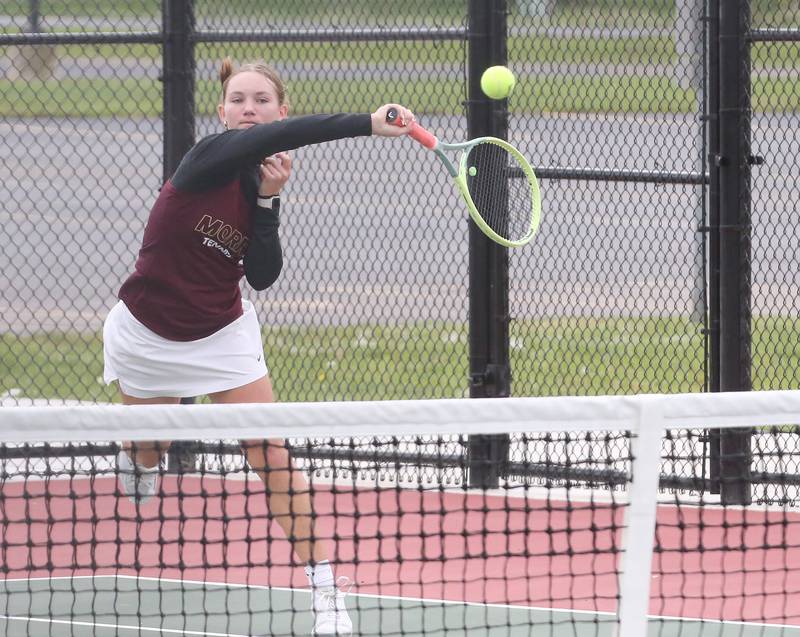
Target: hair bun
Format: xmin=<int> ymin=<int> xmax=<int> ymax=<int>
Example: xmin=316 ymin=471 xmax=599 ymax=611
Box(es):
xmin=219 ymin=57 xmax=234 ymax=86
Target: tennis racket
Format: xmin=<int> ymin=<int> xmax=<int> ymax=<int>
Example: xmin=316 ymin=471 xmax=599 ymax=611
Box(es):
xmin=386 ymin=107 xmax=541 ymax=248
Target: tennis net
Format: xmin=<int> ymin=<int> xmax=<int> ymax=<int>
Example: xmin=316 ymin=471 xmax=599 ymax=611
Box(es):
xmin=1 ymin=392 xmax=799 ymax=636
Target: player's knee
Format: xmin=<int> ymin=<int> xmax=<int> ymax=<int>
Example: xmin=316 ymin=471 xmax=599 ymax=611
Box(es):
xmin=241 ymin=438 xmax=289 ymax=469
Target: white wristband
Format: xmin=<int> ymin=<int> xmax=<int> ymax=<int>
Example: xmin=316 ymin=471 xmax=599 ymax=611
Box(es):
xmin=257 ymin=195 xmax=280 ymax=210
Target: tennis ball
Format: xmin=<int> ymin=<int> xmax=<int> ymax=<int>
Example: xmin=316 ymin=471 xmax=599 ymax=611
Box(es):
xmin=480 ymin=66 xmax=515 ymax=100
xmin=468 ymin=166 xmax=477 ymax=176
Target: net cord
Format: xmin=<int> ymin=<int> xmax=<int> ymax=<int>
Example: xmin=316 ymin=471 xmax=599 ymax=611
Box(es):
xmin=1 ymin=391 xmax=800 ymax=444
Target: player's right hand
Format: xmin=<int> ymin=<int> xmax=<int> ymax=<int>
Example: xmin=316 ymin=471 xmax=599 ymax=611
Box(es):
xmin=371 ymin=104 xmax=415 ymax=137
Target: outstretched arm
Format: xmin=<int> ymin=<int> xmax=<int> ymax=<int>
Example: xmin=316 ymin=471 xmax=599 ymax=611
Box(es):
xmin=172 ymin=105 xmax=415 ymax=192
xmin=173 ymin=114 xmax=369 ymax=191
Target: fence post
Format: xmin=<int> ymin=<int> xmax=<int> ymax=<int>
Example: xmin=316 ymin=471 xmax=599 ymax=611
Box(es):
xmin=675 ymin=0 xmax=707 ymax=323
xmin=716 ymin=0 xmax=752 ymax=505
xmin=27 ymin=0 xmax=41 ymax=32
xmin=162 ymin=0 xmax=196 ymax=182
xmin=163 ymin=0 xmax=197 ymax=474
xmin=11 ymin=0 xmax=55 ymax=80
xmin=706 ymin=0 xmax=721 ymax=494
xmin=467 ymin=0 xmax=511 ymax=489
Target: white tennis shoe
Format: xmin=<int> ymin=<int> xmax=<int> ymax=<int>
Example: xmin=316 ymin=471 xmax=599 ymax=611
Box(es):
xmin=116 ymin=450 xmax=159 ymax=504
xmin=311 ymin=576 xmax=353 ymax=635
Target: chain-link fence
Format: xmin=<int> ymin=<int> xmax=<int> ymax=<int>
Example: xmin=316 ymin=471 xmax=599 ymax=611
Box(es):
xmin=748 ymin=3 xmax=800 ymax=393
xmin=511 ymin=1 xmax=710 ymax=399
xmin=1 ymin=1 xmax=477 ymax=404
xmin=1 ymin=2 xmax=798 ymax=497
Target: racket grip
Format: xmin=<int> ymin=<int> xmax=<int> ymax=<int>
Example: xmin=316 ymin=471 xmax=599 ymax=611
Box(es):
xmin=385 ymin=107 xmax=438 ymax=150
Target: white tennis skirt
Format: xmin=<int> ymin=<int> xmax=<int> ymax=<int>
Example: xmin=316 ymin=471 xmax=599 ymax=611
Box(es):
xmin=103 ymin=300 xmax=269 ymax=399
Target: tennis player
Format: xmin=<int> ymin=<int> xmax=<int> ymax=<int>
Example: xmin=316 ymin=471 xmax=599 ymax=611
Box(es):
xmin=103 ymin=58 xmax=415 ymax=635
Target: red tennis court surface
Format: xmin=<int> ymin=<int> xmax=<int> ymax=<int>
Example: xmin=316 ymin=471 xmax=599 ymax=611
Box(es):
xmin=2 ymin=475 xmax=799 ymax=627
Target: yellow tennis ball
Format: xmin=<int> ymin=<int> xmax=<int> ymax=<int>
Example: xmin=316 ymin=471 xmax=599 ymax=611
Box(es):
xmin=480 ymin=66 xmax=516 ymax=100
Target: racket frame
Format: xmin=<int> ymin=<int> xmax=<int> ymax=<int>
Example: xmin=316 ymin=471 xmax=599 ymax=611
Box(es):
xmin=387 ymin=109 xmax=540 ymax=248
xmin=437 ymin=137 xmax=541 ymax=248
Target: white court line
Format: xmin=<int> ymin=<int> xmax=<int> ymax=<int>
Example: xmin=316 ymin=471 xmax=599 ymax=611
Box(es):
xmin=4 ymin=574 xmax=800 ymax=632
xmin=1 ymin=573 xmax=615 ymax=616
xmin=0 ymin=615 xmax=248 ymax=637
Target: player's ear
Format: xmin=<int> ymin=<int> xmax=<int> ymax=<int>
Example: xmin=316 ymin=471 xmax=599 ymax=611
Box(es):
xmin=278 ymin=103 xmax=289 ymax=121
xmin=217 ymin=103 xmax=226 ymax=127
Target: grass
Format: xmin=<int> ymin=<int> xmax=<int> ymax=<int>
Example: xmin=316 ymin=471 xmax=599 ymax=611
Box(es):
xmin=33 ymin=35 xmax=676 ymax=66
xmin=511 ymin=316 xmax=706 ymax=396
xmin=2 ymin=33 xmax=797 ymax=118
xmin=3 ymin=73 xmax=797 ymax=118
xmin=2 ymin=0 xmax=797 ymax=24
xmin=2 ymin=10 xmax=796 ymax=118
xmin=0 ymin=0 xmax=465 ymax=20
xmin=3 ymin=316 xmax=798 ymax=404
xmin=0 ymin=323 xmax=472 ymax=404
xmin=226 ymin=76 xmax=707 ymax=117
xmin=0 ymin=331 xmax=118 ymax=403
xmin=7 ymin=35 xmax=797 ymax=70
xmin=0 ymin=76 xmax=163 ymax=117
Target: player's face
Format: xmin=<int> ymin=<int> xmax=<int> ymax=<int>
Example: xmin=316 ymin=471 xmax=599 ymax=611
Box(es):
xmin=219 ymin=71 xmax=288 ymax=130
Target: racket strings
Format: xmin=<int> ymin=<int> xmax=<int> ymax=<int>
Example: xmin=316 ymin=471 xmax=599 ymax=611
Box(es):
xmin=465 ymin=141 xmax=534 ymax=243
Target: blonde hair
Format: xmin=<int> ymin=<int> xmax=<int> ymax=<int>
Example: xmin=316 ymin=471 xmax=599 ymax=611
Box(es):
xmin=219 ymin=57 xmax=289 ymax=107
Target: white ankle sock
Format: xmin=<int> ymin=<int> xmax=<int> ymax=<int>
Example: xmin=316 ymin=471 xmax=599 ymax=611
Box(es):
xmin=305 ymin=560 xmax=335 ymax=589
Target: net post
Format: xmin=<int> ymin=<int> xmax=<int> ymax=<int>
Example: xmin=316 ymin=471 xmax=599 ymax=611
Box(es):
xmin=616 ymin=396 xmax=664 ymax=637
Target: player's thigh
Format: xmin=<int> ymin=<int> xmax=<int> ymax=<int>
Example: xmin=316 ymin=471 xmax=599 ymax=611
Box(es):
xmin=119 ymin=388 xmax=182 ymax=406
xmin=117 ymin=388 xmax=179 ymax=455
xmin=209 ymin=377 xmax=279 ymax=464
xmin=208 ymin=375 xmax=274 ymax=404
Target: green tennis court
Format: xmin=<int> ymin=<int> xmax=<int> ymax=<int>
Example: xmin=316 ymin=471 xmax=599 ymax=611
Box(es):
xmin=2 ymin=575 xmax=798 ymax=637
xmin=1 ymin=576 xmax=602 ymax=637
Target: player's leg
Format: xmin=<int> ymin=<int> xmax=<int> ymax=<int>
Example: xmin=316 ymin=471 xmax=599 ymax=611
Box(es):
xmin=210 ymin=376 xmax=352 ymax=635
xmin=116 ymin=390 xmax=179 ymax=503
xmin=209 ymin=376 xmax=323 ymax=562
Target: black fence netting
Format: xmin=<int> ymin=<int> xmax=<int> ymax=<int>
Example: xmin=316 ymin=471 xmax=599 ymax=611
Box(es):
xmin=0 ymin=0 xmax=798 ymax=415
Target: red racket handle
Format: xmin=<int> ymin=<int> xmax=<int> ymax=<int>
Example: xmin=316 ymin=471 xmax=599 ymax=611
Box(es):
xmin=386 ymin=107 xmax=438 ymax=150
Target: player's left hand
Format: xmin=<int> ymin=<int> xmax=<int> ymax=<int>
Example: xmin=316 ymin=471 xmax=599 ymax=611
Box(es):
xmin=258 ymin=151 xmax=292 ymax=196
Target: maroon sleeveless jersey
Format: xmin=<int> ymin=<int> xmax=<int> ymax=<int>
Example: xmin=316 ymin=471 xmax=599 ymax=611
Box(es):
xmin=119 ymin=179 xmax=252 ymax=341
xmin=118 ymin=113 xmax=372 ymax=341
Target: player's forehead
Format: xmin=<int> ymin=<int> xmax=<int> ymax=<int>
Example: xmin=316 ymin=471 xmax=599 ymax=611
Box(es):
xmin=226 ymin=71 xmax=278 ymax=97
